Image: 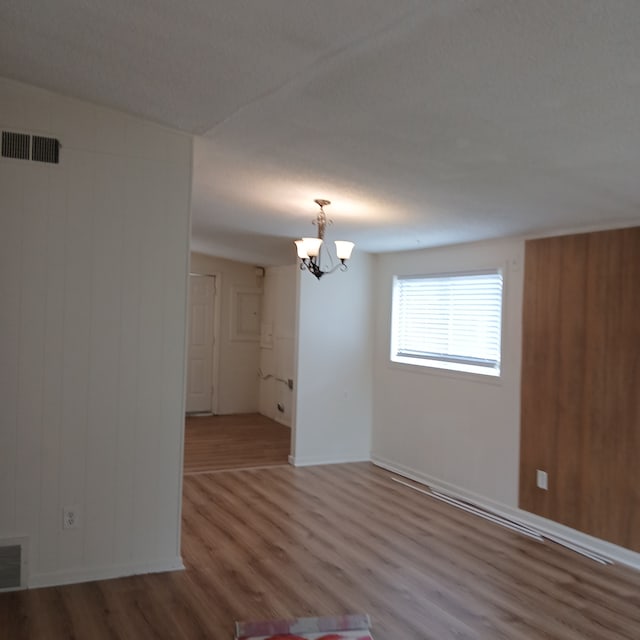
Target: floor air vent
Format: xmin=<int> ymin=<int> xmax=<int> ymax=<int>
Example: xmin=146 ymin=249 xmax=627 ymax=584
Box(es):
xmin=2 ymin=131 xmax=30 ymax=160
xmin=0 ymin=544 xmax=22 ymax=591
xmin=1 ymin=131 xmax=61 ymax=164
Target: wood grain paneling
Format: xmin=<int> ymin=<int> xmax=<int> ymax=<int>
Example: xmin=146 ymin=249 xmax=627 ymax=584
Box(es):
xmin=2 ymin=463 xmax=640 ymax=639
xmin=520 ymin=226 xmax=640 ymax=551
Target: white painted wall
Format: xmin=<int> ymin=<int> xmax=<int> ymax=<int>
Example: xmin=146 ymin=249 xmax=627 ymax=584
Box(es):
xmin=372 ymin=239 xmax=524 ymax=507
xmin=0 ymin=77 xmax=192 ymax=587
xmin=190 ymin=252 xmax=263 ymax=415
xmin=293 ymin=253 xmax=373 ymax=465
xmin=258 ymin=265 xmax=296 ymax=426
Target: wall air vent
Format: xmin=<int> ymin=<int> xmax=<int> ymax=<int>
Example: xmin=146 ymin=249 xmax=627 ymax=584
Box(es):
xmin=1 ymin=131 xmax=61 ymax=164
xmin=32 ymin=135 xmax=60 ymax=164
xmin=0 ymin=544 xmax=22 ymax=591
xmin=2 ymin=131 xmax=31 ymax=160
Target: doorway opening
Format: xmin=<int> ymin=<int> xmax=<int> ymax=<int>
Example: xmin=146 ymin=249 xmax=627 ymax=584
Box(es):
xmin=183 ymin=413 xmax=290 ymax=473
xmin=183 ymin=258 xmax=295 ymax=473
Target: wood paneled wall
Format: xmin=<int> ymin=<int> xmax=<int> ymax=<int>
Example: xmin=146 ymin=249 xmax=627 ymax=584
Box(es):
xmin=519 ymin=226 xmax=640 ymax=551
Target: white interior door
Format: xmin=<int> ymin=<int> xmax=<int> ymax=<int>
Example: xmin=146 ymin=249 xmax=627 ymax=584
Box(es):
xmin=186 ymin=274 xmax=216 ymax=413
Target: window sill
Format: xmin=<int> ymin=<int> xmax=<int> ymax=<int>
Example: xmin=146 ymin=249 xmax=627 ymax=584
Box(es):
xmin=389 ymin=356 xmax=502 ymax=383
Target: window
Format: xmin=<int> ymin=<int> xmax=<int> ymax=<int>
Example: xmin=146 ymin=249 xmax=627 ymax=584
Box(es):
xmin=391 ymin=270 xmax=503 ymax=376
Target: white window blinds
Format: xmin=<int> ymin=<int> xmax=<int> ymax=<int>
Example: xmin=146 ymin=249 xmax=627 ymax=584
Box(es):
xmin=392 ymin=271 xmax=503 ymax=371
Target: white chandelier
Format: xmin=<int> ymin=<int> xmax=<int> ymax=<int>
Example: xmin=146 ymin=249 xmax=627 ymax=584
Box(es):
xmin=294 ymin=199 xmax=355 ymax=280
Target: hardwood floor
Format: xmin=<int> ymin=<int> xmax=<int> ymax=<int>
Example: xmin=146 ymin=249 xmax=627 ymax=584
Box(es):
xmin=2 ymin=463 xmax=640 ymax=639
xmin=183 ymin=413 xmax=291 ymax=473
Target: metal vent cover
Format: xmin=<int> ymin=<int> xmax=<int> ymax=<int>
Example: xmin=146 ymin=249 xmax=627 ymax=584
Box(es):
xmin=2 ymin=131 xmax=30 ymax=160
xmin=1 ymin=131 xmax=61 ymax=164
xmin=0 ymin=544 xmax=21 ymax=591
xmin=32 ymin=135 xmax=60 ymax=164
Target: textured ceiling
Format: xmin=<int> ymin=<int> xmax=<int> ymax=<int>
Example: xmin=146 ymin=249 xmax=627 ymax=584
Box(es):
xmin=3 ymin=1 xmax=640 ymax=264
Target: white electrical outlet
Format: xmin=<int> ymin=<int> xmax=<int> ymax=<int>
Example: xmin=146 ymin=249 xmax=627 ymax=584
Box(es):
xmin=63 ymin=506 xmax=80 ymax=530
xmin=536 ymin=469 xmax=548 ymax=491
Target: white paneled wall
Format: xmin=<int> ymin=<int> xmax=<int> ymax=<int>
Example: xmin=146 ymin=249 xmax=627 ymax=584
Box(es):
xmin=371 ymin=239 xmax=524 ymax=508
xmin=0 ymin=77 xmax=192 ymax=586
xmin=293 ymin=254 xmax=373 ymax=465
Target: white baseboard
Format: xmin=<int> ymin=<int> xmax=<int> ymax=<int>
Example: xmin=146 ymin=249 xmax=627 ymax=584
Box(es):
xmin=29 ymin=556 xmax=185 ymax=589
xmin=372 ymin=455 xmax=640 ymax=572
xmin=289 ymin=454 xmax=370 ymax=467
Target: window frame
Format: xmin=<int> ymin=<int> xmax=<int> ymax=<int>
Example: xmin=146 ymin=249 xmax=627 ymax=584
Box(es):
xmin=390 ymin=268 xmax=505 ymax=379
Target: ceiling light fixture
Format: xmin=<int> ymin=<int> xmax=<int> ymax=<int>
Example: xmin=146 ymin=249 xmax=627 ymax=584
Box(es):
xmin=294 ymin=199 xmax=355 ymax=280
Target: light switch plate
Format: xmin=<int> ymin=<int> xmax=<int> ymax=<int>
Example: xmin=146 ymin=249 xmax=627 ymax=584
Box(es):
xmin=536 ymin=469 xmax=548 ymax=490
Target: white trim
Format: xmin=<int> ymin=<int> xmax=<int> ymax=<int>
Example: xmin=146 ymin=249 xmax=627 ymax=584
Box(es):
xmin=211 ymin=272 xmax=222 ymax=415
xmin=390 ymin=270 xmax=504 ymax=378
xmin=386 ymin=360 xmax=504 ymax=386
xmin=524 ymin=218 xmax=640 ymax=242
xmin=390 ymin=356 xmax=501 ymax=378
xmin=392 ymin=477 xmax=544 ymax=541
xmin=29 ymin=556 xmax=185 ymax=589
xmin=289 ymin=454 xmax=370 ymax=467
xmin=372 ymin=455 xmax=640 ymax=572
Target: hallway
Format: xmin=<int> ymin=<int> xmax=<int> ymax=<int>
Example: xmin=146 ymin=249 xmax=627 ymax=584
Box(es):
xmin=183 ymin=413 xmax=290 ymax=473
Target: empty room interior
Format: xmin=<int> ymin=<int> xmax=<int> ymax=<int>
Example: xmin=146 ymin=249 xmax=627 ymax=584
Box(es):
xmin=1 ymin=2 xmax=640 ymax=639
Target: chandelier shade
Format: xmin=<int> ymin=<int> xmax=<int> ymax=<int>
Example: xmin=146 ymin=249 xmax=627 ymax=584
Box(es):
xmin=296 ymin=237 xmax=323 ymax=258
xmin=334 ymin=240 xmax=355 ymax=261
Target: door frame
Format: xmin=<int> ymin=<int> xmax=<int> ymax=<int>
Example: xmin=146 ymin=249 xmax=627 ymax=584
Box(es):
xmin=187 ymin=272 xmax=221 ymax=415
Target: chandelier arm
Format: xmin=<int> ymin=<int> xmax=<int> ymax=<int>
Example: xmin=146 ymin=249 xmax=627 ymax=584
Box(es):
xmin=323 ymin=261 xmax=346 ymax=275
xmin=301 ymin=259 xmax=347 ymax=280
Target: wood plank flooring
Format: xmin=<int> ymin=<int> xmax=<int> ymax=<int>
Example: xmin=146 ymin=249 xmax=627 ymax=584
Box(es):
xmin=2 ymin=463 xmax=640 ymax=639
xmin=183 ymin=413 xmax=291 ymax=473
